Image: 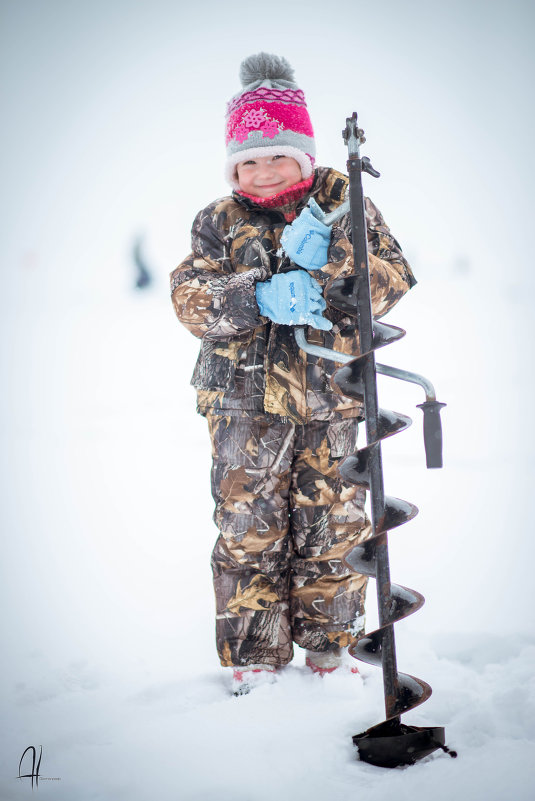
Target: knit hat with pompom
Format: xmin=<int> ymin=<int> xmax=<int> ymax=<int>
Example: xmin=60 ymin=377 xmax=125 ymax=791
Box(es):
xmin=225 ymin=53 xmax=315 ymax=189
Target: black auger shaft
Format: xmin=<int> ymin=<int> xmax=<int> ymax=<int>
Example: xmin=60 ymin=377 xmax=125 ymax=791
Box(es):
xmin=344 ymin=113 xmax=400 ymax=722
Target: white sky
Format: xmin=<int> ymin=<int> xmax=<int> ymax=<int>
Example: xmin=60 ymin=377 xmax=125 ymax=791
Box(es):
xmin=1 ymin=0 xmax=533 ymax=294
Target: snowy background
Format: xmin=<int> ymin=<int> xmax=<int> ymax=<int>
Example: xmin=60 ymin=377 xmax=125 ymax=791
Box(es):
xmin=1 ymin=0 xmax=534 ymax=798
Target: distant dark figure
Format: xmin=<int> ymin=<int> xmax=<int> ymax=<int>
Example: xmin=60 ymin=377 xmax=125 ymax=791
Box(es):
xmin=133 ymin=236 xmax=153 ymax=290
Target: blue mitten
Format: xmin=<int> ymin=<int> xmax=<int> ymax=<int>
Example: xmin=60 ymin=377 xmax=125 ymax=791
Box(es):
xmin=256 ymin=270 xmax=332 ymax=331
xmin=280 ymin=198 xmax=331 ymax=271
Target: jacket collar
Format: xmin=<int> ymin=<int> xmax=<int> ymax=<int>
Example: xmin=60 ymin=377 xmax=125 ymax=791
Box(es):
xmin=233 ymin=175 xmax=314 ymax=221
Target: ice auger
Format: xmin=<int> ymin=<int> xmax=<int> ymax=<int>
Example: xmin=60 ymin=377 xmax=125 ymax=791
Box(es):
xmin=294 ymin=113 xmax=455 ymax=768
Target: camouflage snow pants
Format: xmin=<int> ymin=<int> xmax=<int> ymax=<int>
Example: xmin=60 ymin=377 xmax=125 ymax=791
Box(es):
xmin=207 ymin=411 xmax=371 ymax=668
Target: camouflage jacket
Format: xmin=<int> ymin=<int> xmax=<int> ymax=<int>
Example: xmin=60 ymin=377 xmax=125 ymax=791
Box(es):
xmin=170 ymin=167 xmax=416 ymax=423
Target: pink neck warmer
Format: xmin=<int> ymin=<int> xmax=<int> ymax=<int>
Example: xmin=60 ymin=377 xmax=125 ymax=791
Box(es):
xmin=235 ymin=175 xmax=315 ymax=221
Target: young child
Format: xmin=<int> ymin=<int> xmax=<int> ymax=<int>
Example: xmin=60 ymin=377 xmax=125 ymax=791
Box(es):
xmin=170 ymin=53 xmax=416 ymax=695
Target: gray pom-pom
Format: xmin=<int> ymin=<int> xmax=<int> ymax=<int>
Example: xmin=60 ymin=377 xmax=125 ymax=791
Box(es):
xmin=239 ymin=53 xmax=295 ymax=87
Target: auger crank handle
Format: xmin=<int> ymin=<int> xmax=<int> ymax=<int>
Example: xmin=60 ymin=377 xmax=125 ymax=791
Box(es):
xmin=373 ymin=363 xmax=447 ymax=469
xmin=293 ymin=327 xmax=447 ymax=469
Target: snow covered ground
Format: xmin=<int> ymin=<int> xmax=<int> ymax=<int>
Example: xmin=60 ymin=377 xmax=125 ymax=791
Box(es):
xmin=2 ymin=1 xmax=535 ymax=799
xmin=1 ymin=261 xmax=534 ymax=800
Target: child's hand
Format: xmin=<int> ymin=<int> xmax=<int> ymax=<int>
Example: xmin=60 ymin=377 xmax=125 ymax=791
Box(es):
xmin=255 ymin=270 xmax=332 ymax=330
xmin=280 ymin=199 xmax=331 ymax=271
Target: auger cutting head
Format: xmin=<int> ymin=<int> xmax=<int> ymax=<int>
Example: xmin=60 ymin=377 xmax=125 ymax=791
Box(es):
xmin=353 ymin=720 xmax=454 ymax=768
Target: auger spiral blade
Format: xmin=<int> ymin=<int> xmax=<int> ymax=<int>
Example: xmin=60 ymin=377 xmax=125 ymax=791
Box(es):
xmin=347 ymin=581 xmax=425 ymax=629
xmin=377 ymin=409 xmax=412 ymax=439
xmin=325 ymin=275 xmax=360 ymax=314
xmin=338 ymin=410 xmax=412 ymax=484
xmin=332 ymin=358 xmax=364 ymax=401
xmin=348 ymin=623 xmax=444 ymax=767
xmin=372 ymin=321 xmax=406 ymax=349
xmin=332 ymin=323 xmax=405 ymax=400
xmin=377 ymin=495 xmax=419 ymax=534
xmin=350 ymin=635 xmax=431 ymax=713
xmin=349 ymin=625 xmax=431 ymax=715
xmin=342 ymin=539 xmax=376 ymax=576
xmin=337 ymin=449 xmax=371 ymax=487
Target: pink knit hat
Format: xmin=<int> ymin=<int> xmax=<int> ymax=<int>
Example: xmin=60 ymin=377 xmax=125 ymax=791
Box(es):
xmin=225 ymin=53 xmax=316 ymax=189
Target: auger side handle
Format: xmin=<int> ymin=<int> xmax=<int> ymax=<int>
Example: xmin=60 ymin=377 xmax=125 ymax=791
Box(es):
xmin=417 ymin=401 xmax=446 ymax=469
xmin=294 ymin=328 xmax=446 ymax=469
xmin=372 ymin=363 xmax=446 ymax=469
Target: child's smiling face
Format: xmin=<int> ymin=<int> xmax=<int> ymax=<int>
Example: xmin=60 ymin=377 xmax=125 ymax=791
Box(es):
xmin=236 ymin=154 xmax=302 ymax=197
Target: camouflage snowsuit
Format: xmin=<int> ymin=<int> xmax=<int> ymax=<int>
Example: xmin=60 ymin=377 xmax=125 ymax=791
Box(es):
xmin=171 ymin=167 xmax=415 ymax=667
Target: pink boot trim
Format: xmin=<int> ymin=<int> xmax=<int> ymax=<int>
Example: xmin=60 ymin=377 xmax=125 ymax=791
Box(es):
xmin=232 ymin=667 xmax=276 ymax=682
xmin=305 ymin=656 xmax=360 ymax=677
xmin=231 ymin=666 xmax=278 ymax=696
